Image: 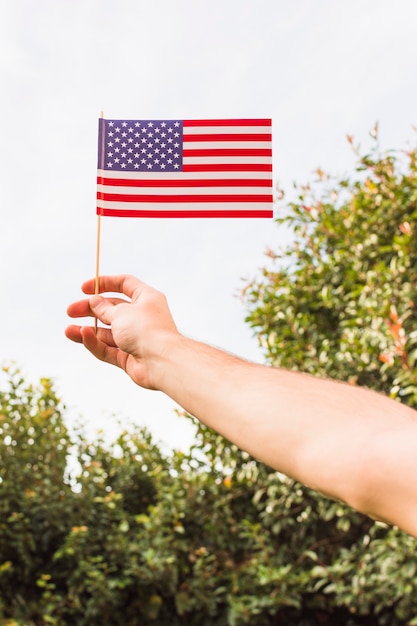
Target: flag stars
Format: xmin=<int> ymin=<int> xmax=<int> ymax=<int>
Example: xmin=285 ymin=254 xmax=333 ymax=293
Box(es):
xmin=103 ymin=120 xmax=183 ymax=171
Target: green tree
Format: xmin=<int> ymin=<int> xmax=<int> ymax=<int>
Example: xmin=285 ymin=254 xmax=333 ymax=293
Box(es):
xmin=0 ymin=368 xmax=76 ymax=621
xmin=244 ymin=130 xmax=417 ymax=404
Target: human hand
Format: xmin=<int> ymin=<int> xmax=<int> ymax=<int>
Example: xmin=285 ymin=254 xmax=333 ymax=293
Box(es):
xmin=65 ymin=275 xmax=179 ymax=389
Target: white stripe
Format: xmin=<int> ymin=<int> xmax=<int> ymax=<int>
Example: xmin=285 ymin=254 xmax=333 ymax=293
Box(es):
xmin=97 ymin=200 xmax=271 ymax=211
xmin=183 ymin=156 xmax=272 ymax=165
xmin=182 ymin=141 xmax=271 ymax=150
xmin=183 ymin=125 xmax=271 ymax=135
xmin=98 ymin=169 xmax=272 ymax=180
xmin=98 ymin=185 xmax=271 ymax=196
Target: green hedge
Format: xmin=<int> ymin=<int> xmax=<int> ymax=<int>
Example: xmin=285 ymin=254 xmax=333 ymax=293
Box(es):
xmin=1 ymin=368 xmax=417 ymax=626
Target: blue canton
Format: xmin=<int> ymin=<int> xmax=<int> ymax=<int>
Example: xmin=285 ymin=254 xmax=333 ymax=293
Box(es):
xmin=102 ymin=120 xmax=183 ymax=172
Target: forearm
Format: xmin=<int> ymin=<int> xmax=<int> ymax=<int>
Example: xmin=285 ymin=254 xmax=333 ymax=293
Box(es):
xmin=66 ymin=276 xmax=417 ymax=536
xmin=156 ymin=334 xmax=417 ymax=533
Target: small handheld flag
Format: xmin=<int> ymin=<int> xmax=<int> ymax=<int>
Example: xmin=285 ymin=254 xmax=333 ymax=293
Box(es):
xmin=97 ymin=118 xmax=273 ymax=218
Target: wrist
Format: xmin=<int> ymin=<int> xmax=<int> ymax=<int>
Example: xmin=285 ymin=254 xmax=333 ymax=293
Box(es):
xmin=146 ymin=332 xmax=188 ymax=392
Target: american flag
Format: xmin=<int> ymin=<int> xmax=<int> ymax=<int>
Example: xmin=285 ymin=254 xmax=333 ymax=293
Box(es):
xmin=97 ymin=118 xmax=273 ymax=218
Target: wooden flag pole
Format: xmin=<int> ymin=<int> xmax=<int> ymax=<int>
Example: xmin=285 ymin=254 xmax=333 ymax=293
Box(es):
xmin=94 ymin=213 xmax=101 ymax=333
xmin=94 ymin=111 xmax=105 ymax=332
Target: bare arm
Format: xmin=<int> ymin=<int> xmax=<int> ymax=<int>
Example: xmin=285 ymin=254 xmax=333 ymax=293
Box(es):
xmin=66 ymin=275 xmax=417 ymax=537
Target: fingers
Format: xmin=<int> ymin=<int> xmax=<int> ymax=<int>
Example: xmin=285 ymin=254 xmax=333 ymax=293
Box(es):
xmin=66 ymin=298 xmax=94 ymax=319
xmin=80 ymin=327 xmax=122 ymax=368
xmin=80 ymin=275 xmax=149 ymax=299
xmin=67 ymin=295 xmax=128 ymax=319
xmin=87 ymin=295 xmax=115 ymax=326
xmin=65 ymin=325 xmax=117 ymax=347
xmin=65 ymin=325 xmax=122 ymax=369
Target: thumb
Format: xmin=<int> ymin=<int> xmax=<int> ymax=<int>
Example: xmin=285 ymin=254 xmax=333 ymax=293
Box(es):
xmin=89 ymin=294 xmax=114 ymax=325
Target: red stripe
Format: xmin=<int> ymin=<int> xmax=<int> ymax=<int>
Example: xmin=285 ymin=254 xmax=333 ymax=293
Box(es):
xmin=183 ymin=148 xmax=272 ymax=157
xmin=98 ymin=192 xmax=273 ymax=203
xmin=183 ymin=163 xmax=272 ymax=172
xmin=183 ymin=119 xmax=271 ymax=127
xmin=97 ymin=176 xmax=272 ymax=188
xmin=184 ymin=133 xmax=272 ymax=142
xmin=98 ymin=208 xmax=273 ymax=218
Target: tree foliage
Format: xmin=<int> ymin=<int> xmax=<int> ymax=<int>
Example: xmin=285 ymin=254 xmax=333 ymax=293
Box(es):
xmin=2 ymin=133 xmax=417 ymax=624
xmin=244 ymin=131 xmax=417 ymax=405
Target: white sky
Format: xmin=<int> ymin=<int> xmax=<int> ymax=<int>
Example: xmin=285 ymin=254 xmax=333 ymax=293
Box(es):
xmin=1 ymin=0 xmax=417 ymax=450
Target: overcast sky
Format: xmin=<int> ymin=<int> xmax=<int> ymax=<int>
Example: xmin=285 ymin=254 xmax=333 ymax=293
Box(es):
xmin=1 ymin=0 xmax=417 ymax=450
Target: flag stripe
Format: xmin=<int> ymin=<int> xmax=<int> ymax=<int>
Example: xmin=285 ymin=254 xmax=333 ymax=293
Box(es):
xmin=182 ymin=141 xmax=271 ymax=150
xmin=183 ymin=157 xmax=272 ymax=166
xmin=183 ymin=118 xmax=271 ymax=127
xmin=182 ymin=163 xmax=272 ymax=172
xmin=97 ymin=168 xmax=271 ymax=180
xmin=98 ymin=177 xmax=272 ymax=188
xmin=184 ymin=133 xmax=272 ymax=142
xmin=183 ymin=126 xmax=270 ymax=135
xmin=98 ymin=186 xmax=270 ymax=196
xmin=99 ymin=209 xmax=272 ymax=218
xmin=183 ymin=148 xmax=272 ymax=158
xmin=98 ymin=192 xmax=272 ymax=203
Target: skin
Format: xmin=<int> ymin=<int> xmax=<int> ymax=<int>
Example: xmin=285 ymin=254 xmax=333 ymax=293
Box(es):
xmin=66 ymin=274 xmax=417 ymax=538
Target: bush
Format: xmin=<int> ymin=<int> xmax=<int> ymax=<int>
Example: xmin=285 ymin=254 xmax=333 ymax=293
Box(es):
xmin=1 ymin=365 xmax=417 ymax=625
